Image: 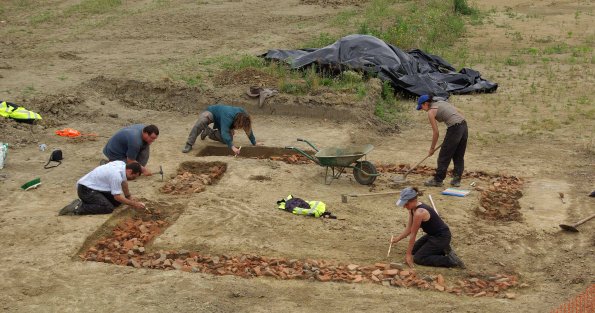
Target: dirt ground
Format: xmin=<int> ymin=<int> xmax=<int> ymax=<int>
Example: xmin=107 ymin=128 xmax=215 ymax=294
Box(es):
xmin=0 ymin=0 xmax=594 ymax=312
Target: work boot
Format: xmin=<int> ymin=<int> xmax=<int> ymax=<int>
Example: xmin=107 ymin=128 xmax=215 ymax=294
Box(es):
xmin=424 ymin=178 xmax=443 ymax=187
xmin=450 ymin=176 xmax=461 ymax=187
xmin=182 ymin=144 xmax=192 ymax=153
xmin=447 ymin=250 xmax=466 ymax=269
xmin=59 ymin=199 xmax=82 ymax=216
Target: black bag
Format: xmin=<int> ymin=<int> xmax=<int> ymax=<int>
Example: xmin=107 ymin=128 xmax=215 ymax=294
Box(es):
xmin=44 ymin=149 xmax=63 ymax=169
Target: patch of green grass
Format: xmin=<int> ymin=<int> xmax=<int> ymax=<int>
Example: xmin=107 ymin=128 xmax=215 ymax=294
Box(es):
xmin=64 ymin=0 xmax=122 ymax=15
xmin=504 ymin=56 xmax=524 ymax=66
xmin=521 ymin=118 xmax=561 ymax=134
xmin=29 ymin=10 xmax=53 ymax=25
xmin=454 ymin=0 xmax=478 ymax=15
xmin=356 ymin=0 xmax=477 ymax=52
xmin=506 ymin=30 xmax=523 ymax=41
xmin=303 ymin=32 xmax=337 ymax=48
xmin=332 ymin=9 xmax=358 ymax=27
xmin=220 ymin=55 xmax=267 ymax=70
xmin=374 ymin=82 xmax=409 ymax=123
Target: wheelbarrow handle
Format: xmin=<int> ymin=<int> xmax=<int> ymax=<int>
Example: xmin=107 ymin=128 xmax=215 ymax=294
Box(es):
xmin=295 ymin=138 xmax=319 ymax=152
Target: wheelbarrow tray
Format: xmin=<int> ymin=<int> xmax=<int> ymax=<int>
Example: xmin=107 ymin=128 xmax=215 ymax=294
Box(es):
xmin=314 ymin=144 xmax=374 ymax=167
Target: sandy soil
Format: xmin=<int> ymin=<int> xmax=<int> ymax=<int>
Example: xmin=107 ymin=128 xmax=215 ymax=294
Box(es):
xmin=0 ymin=0 xmax=594 ymax=312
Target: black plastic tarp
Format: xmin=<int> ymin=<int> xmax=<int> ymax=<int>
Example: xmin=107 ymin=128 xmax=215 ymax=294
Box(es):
xmin=262 ymin=34 xmax=498 ymax=97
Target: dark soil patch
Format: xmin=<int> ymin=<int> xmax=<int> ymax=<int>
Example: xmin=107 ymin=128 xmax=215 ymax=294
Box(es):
xmin=196 ymin=145 xmax=313 ymax=164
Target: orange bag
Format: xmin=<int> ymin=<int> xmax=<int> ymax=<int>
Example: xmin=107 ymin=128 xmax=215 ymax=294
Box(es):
xmin=55 ymin=128 xmax=81 ymax=137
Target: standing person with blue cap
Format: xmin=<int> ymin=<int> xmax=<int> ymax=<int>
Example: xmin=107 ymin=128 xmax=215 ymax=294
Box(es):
xmin=390 ymin=187 xmax=465 ymax=268
xmin=416 ymin=95 xmax=467 ymax=187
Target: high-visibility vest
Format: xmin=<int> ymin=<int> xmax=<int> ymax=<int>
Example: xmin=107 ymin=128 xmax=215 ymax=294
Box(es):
xmin=1 ymin=101 xmax=42 ymax=121
xmin=0 ymin=101 xmax=15 ymax=118
xmin=9 ymin=106 xmax=42 ymax=121
xmin=277 ymin=195 xmax=327 ymax=218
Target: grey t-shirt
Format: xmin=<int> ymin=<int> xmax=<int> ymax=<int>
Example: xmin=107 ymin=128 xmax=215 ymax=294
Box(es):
xmin=431 ymin=101 xmax=464 ymax=127
xmin=103 ymin=124 xmax=145 ymax=161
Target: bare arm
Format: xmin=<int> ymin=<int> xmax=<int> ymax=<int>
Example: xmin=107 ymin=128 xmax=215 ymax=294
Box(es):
xmin=114 ymin=194 xmax=145 ymax=209
xmin=391 ymin=211 xmax=413 ymax=244
xmin=427 ymin=109 xmax=439 ymax=156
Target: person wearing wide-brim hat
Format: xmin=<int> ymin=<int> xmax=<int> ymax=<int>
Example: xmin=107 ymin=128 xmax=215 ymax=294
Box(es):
xmin=416 ymin=94 xmax=467 ymax=187
xmin=390 ymin=187 xmax=465 ymax=268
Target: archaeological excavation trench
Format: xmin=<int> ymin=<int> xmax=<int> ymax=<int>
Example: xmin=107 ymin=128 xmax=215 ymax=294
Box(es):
xmin=75 ymin=159 xmax=526 ymax=298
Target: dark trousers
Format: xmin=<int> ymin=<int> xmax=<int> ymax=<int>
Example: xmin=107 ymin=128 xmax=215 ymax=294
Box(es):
xmin=77 ymin=184 xmax=121 ymax=215
xmin=412 ymin=233 xmax=456 ymax=267
xmin=186 ymin=111 xmax=225 ymax=145
xmin=435 ymin=121 xmax=468 ymax=182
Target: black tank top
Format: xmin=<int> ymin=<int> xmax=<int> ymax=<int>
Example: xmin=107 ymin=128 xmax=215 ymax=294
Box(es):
xmin=413 ymin=203 xmax=450 ymax=236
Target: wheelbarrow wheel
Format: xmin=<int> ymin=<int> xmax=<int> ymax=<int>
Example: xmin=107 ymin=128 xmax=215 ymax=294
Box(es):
xmin=353 ymin=161 xmax=377 ymax=185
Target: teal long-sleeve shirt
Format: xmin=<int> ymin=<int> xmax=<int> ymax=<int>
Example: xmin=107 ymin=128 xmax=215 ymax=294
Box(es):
xmin=207 ymin=105 xmax=256 ymax=148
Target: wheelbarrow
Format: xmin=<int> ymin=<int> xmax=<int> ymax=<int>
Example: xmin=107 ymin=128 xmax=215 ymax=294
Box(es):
xmin=285 ymin=138 xmax=379 ymax=185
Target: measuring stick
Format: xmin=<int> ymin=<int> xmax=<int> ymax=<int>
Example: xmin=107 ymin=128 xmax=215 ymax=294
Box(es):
xmin=387 ymin=235 xmax=394 ymax=258
xmin=429 ymin=195 xmax=439 ymax=215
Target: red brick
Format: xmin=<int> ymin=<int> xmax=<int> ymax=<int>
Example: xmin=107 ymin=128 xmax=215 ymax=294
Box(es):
xmin=383 ymin=269 xmax=399 ymax=276
xmin=371 ymin=275 xmax=380 ymax=282
xmin=436 ymin=274 xmax=445 ymax=286
xmin=372 ymin=269 xmax=383 ymax=276
xmin=473 ymin=291 xmax=486 ymax=297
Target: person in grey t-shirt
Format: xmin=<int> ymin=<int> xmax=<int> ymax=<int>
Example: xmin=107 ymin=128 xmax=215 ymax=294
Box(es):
xmin=102 ymin=124 xmax=159 ymax=176
xmin=416 ymin=95 xmax=468 ymax=187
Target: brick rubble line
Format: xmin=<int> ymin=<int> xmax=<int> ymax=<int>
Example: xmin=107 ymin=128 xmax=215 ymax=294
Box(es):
xmin=80 ymin=215 xmax=521 ymax=298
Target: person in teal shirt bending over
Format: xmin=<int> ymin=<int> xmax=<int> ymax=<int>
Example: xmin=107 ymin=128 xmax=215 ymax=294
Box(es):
xmin=182 ymin=104 xmax=261 ymax=155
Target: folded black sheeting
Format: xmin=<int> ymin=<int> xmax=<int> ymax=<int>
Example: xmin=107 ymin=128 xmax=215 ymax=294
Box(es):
xmin=262 ymin=34 xmax=497 ymax=97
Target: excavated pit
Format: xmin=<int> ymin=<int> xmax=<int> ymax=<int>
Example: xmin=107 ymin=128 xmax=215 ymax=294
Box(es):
xmin=160 ymin=161 xmax=227 ymax=195
xmin=196 ymin=145 xmax=313 ymax=164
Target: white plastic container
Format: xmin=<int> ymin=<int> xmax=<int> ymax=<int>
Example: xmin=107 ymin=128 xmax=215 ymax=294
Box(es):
xmin=0 ymin=142 xmax=7 ymax=169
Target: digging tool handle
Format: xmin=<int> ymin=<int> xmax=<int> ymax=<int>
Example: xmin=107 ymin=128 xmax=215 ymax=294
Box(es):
xmin=403 ymin=144 xmax=442 ymax=177
xmin=387 ymin=236 xmax=393 ymax=258
xmin=571 ymin=213 xmax=595 ymax=227
xmin=349 ymin=191 xmax=401 ymax=198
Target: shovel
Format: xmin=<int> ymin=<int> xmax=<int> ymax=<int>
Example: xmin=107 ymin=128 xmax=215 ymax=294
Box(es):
xmin=393 ymin=144 xmax=442 ymax=184
xmin=559 ymin=213 xmax=595 ymax=232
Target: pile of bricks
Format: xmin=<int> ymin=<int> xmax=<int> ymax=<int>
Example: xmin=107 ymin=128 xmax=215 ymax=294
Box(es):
xmin=269 ymin=154 xmax=312 ymax=164
xmin=475 ymin=176 xmax=524 ymax=221
xmin=160 ymin=164 xmax=226 ymax=194
xmin=81 ymin=214 xmax=520 ymax=298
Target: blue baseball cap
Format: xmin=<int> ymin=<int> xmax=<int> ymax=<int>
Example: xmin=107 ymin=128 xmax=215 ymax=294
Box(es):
xmin=416 ymin=94 xmax=431 ymax=110
xmin=396 ymin=187 xmax=418 ymax=207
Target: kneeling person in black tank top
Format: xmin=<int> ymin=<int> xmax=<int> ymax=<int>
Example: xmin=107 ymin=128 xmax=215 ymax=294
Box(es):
xmin=390 ymin=187 xmax=465 ymax=268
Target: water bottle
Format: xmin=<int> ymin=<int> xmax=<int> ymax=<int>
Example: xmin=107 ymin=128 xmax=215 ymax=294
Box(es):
xmin=39 ymin=144 xmax=47 ymax=151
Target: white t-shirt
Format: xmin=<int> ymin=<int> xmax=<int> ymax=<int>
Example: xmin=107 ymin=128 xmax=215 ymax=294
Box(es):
xmin=77 ymin=161 xmax=127 ymax=195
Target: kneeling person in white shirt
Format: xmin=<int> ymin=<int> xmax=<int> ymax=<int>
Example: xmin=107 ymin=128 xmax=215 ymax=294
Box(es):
xmin=59 ymin=161 xmax=146 ymax=215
